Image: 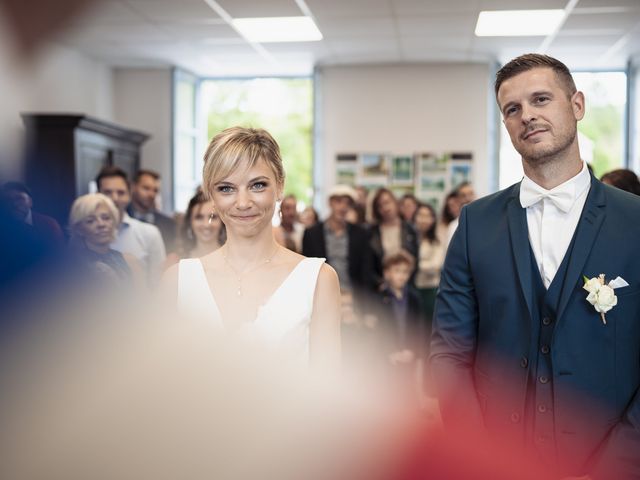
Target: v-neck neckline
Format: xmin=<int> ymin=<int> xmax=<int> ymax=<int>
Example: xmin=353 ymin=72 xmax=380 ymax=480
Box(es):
xmin=197 ymin=258 xmax=308 ymax=327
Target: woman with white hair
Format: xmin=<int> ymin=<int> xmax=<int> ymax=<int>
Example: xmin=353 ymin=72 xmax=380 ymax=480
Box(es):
xmin=68 ymin=193 xmax=136 ymax=283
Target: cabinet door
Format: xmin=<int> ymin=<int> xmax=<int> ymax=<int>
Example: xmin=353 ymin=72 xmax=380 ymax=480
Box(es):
xmin=76 ymin=140 xmax=110 ymax=194
xmin=112 ymin=147 xmax=139 ymax=181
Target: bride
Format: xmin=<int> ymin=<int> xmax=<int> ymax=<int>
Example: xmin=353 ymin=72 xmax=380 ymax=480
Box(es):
xmin=164 ymin=127 xmax=341 ymax=369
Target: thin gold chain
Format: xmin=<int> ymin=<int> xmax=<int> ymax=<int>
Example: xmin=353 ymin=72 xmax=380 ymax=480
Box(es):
xmin=222 ymin=244 xmax=280 ymax=297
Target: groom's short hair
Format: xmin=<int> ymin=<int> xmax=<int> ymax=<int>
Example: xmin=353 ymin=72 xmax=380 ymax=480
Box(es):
xmin=495 ymin=53 xmax=577 ymax=99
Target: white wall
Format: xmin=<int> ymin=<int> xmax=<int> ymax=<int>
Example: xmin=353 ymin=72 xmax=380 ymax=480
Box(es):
xmin=113 ymin=68 xmax=173 ymax=213
xmin=0 ymin=31 xmax=114 ymax=179
xmin=316 ymin=63 xmax=493 ymax=211
xmin=21 ymin=44 xmax=114 ymax=120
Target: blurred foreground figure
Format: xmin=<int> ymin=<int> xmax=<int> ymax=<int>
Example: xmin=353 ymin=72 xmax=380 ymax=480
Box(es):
xmin=0 ymin=292 xmax=567 ymax=480
xmin=0 ymin=295 xmax=408 ymax=480
xmin=431 ymin=53 xmax=640 ymax=479
xmin=2 ymin=181 xmax=64 ymax=247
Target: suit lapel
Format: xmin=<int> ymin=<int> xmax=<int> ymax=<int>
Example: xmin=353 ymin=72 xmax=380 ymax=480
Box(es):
xmin=507 ymin=184 xmax=534 ymax=323
xmin=556 ymin=176 xmax=607 ymax=322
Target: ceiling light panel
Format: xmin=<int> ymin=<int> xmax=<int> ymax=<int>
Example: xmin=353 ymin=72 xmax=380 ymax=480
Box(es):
xmin=232 ymin=16 xmax=323 ymax=42
xmin=215 ymin=0 xmax=301 ymax=17
xmin=475 ymin=9 xmax=565 ymax=36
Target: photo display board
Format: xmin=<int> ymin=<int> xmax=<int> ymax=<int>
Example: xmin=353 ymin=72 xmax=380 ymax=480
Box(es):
xmin=335 ymin=151 xmax=473 ymax=212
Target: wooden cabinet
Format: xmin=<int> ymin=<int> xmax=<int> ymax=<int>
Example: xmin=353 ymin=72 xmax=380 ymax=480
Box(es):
xmin=22 ymin=114 xmax=149 ymax=226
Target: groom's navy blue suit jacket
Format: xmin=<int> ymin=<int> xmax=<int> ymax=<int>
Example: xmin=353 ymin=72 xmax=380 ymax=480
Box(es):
xmin=431 ymin=176 xmax=640 ymax=479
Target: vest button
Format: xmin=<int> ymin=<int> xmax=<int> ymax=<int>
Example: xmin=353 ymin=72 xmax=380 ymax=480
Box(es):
xmin=510 ymin=412 xmax=521 ymax=423
xmin=542 ymin=317 xmax=552 ymax=326
xmin=539 ymin=376 xmax=549 ymax=384
xmin=520 ymin=356 xmax=528 ymax=368
xmin=541 ymin=345 xmax=550 ymax=354
xmin=537 ymin=404 xmax=548 ymax=413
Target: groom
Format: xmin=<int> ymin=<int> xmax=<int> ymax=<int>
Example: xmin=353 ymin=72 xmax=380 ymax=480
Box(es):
xmin=430 ymin=53 xmax=640 ymax=479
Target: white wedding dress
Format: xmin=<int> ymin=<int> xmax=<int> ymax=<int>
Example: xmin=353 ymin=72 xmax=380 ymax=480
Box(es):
xmin=177 ymin=257 xmax=326 ymax=364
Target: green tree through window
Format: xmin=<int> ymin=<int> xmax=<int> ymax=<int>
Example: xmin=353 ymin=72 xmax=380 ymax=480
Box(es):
xmin=574 ymin=72 xmax=627 ymax=177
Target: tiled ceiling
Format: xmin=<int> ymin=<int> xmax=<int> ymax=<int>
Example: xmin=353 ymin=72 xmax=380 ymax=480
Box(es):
xmin=58 ymin=0 xmax=640 ymax=76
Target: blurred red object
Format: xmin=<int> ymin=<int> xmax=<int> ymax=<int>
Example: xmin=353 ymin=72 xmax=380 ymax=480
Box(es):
xmin=0 ymin=0 xmax=100 ymax=54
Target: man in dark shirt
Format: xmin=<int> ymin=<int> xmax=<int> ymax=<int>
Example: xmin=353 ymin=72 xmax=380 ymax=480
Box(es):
xmin=302 ymin=185 xmax=371 ymax=309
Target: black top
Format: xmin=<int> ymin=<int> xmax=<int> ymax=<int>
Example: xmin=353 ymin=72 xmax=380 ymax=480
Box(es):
xmin=71 ymin=246 xmax=132 ymax=284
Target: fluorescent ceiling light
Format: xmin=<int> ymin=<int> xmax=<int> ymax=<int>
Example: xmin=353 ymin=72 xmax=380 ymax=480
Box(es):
xmin=232 ymin=16 xmax=322 ymax=43
xmin=475 ymin=10 xmax=565 ymax=37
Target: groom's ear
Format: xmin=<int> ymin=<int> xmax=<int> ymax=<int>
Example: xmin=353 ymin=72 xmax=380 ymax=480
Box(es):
xmin=572 ymin=90 xmax=585 ymax=121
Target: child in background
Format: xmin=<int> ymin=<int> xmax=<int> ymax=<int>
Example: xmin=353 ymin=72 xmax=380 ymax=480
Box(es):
xmin=372 ymin=250 xmax=424 ymax=403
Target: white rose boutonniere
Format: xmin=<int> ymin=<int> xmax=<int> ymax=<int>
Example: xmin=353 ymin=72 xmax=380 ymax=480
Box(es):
xmin=582 ymin=274 xmax=628 ymax=325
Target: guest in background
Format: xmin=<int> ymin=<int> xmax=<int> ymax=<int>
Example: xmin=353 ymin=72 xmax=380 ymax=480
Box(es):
xmin=273 ymin=194 xmax=304 ymax=252
xmin=67 ymin=193 xmax=136 ymax=285
xmin=302 ymin=185 xmax=371 ymax=310
xmin=174 ymin=189 xmax=225 ymax=261
xmin=412 ymin=203 xmax=445 ymax=348
xmin=445 ymin=182 xmax=476 ymax=245
xmin=601 ymin=168 xmax=640 ymax=195
xmin=299 ymin=205 xmax=319 ymax=229
xmin=367 ymin=188 xmax=418 ymax=289
xmin=2 ymin=181 xmax=64 ymax=248
xmin=437 ymin=191 xmax=460 ymax=244
xmin=346 ymin=202 xmax=367 ymax=226
xmin=96 ymin=166 xmax=166 ymax=287
xmin=454 ymin=181 xmax=475 ymax=208
xmin=399 ymin=193 xmax=419 ymax=224
xmin=354 ymin=185 xmax=369 ymax=210
xmin=128 ymin=169 xmax=177 ymax=253
xmin=372 ymin=250 xmax=423 ymax=401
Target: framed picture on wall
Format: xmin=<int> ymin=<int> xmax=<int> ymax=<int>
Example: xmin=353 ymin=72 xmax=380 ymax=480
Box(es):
xmin=449 ymin=152 xmax=473 ymax=189
xmin=390 ymin=185 xmax=415 ymax=198
xmin=415 ymin=152 xmax=447 ymax=173
xmin=335 ymin=153 xmax=358 ymax=185
xmin=415 ymin=152 xmax=448 ymax=208
xmin=359 ymin=153 xmax=390 ymax=186
xmin=450 ymin=162 xmax=472 ymax=188
xmin=390 ymin=155 xmax=414 ymax=185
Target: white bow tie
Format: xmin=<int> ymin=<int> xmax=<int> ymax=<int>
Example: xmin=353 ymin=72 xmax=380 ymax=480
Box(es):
xmin=520 ymin=180 xmax=575 ymax=212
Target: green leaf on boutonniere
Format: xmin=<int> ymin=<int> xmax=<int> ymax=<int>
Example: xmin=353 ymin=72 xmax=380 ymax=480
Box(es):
xmin=582 ymin=275 xmax=590 ymax=285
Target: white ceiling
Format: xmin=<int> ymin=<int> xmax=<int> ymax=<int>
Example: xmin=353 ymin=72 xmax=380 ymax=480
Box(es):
xmin=58 ymin=0 xmax=640 ymax=76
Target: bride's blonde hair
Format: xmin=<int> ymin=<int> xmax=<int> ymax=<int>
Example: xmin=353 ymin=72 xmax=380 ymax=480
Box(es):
xmin=202 ymin=127 xmax=285 ymax=199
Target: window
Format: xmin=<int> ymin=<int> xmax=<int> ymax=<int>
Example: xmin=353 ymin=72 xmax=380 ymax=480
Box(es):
xmin=173 ymin=69 xmax=203 ymax=212
xmin=574 ymin=72 xmax=627 ymax=177
xmin=201 ymin=77 xmax=313 ymax=205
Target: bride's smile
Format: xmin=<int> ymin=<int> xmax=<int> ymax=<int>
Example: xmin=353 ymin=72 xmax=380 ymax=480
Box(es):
xmin=212 ymin=159 xmax=281 ymax=235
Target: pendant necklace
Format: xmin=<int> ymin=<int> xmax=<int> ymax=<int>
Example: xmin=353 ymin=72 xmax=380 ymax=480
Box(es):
xmin=222 ymin=244 xmax=280 ymax=297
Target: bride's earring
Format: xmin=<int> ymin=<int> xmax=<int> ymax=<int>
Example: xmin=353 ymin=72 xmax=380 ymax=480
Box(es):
xmin=208 ymin=212 xmax=215 ymax=225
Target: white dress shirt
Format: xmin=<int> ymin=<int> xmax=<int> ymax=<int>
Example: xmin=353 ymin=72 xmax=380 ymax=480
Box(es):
xmin=112 ymin=213 xmax=166 ymax=286
xmin=520 ymin=162 xmax=591 ymax=288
